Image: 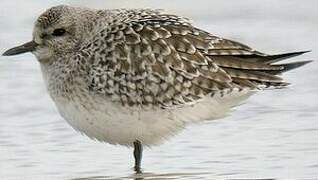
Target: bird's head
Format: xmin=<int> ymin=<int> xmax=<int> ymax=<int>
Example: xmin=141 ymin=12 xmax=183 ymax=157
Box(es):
xmin=3 ymin=5 xmax=97 ymax=63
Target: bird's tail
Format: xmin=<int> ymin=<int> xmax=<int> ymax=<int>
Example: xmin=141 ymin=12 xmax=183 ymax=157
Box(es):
xmin=212 ymin=51 xmax=313 ymax=88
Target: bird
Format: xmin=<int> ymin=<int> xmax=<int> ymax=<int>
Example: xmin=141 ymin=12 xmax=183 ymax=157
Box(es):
xmin=2 ymin=5 xmax=312 ymax=173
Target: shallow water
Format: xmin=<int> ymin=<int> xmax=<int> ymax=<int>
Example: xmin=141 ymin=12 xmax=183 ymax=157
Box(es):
xmin=1 ymin=0 xmax=318 ymax=179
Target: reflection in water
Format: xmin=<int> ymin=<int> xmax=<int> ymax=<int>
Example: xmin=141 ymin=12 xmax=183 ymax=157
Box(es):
xmin=71 ymin=172 xmax=211 ymax=180
xmin=71 ymin=172 xmax=278 ymax=180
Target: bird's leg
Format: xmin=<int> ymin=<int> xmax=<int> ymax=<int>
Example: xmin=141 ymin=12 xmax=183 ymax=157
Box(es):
xmin=133 ymin=140 xmax=143 ymax=173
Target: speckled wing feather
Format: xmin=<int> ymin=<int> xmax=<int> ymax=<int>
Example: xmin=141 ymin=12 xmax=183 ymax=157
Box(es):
xmin=86 ymin=9 xmax=309 ymax=108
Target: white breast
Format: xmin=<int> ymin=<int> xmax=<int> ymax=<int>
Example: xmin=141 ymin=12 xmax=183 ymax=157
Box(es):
xmin=52 ymin=88 xmax=254 ymax=147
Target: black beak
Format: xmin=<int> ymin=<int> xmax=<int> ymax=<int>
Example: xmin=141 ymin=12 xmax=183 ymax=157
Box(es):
xmin=2 ymin=41 xmax=38 ymax=56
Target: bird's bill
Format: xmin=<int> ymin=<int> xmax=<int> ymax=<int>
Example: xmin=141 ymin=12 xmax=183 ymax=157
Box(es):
xmin=2 ymin=41 xmax=38 ymax=56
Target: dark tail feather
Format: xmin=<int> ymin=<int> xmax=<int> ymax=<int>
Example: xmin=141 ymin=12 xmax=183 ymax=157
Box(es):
xmin=261 ymin=50 xmax=311 ymax=64
xmin=236 ymin=50 xmax=311 ymax=64
xmin=268 ymin=60 xmax=313 ymax=75
xmin=220 ymin=50 xmax=312 ymax=88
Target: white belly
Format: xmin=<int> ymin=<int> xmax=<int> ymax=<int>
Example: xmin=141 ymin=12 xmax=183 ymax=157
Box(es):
xmin=53 ymin=88 xmax=254 ymax=146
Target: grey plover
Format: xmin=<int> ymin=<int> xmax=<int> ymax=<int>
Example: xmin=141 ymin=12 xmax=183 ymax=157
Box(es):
xmin=3 ymin=5 xmax=312 ymax=172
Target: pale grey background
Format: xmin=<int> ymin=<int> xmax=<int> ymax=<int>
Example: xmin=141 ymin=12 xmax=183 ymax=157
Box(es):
xmin=0 ymin=0 xmax=318 ymax=179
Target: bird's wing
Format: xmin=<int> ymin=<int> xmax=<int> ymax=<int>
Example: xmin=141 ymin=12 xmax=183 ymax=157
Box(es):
xmin=87 ymin=11 xmax=310 ymax=108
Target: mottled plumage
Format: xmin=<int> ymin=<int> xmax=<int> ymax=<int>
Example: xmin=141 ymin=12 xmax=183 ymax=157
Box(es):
xmin=3 ymin=5 xmax=311 ymax=172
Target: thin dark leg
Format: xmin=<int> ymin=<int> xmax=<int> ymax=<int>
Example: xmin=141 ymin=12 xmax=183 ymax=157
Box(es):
xmin=133 ymin=140 xmax=143 ymax=173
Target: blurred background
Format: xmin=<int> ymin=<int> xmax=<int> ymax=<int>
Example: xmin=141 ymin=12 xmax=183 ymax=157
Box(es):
xmin=0 ymin=0 xmax=317 ymax=179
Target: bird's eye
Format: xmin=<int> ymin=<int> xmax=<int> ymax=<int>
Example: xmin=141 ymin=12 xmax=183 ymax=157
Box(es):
xmin=52 ymin=28 xmax=66 ymax=36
